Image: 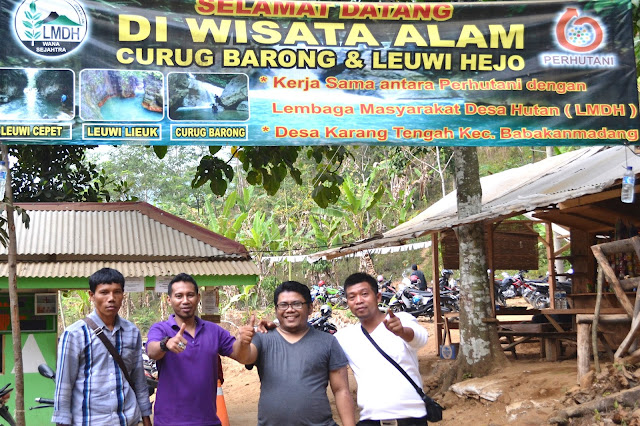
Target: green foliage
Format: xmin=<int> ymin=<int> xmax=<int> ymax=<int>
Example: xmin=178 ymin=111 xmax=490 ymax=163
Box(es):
xmin=59 ymin=290 xmax=92 ymax=327
xmin=0 ymin=204 xmax=30 ymax=248
xmin=204 ymin=190 xmax=250 ymax=240
xmin=241 ymin=212 xmax=282 ymax=259
xmin=194 ymin=146 xmax=349 ymax=208
xmin=259 ymin=276 xmax=280 ymax=302
xmin=594 ymin=409 xmax=602 ymax=422
xmin=11 ymin=146 xmax=111 ymax=202
xmin=89 ymin=145 xmax=209 ymax=222
xmin=221 ymin=285 xmax=258 ymax=313
xmin=192 ymin=148 xmax=233 ymax=196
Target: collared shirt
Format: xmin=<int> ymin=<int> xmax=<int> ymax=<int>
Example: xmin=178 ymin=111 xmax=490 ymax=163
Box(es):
xmin=335 ymin=312 xmax=428 ymax=421
xmin=52 ymin=310 xmax=152 ymax=426
xmin=147 ymin=314 xmax=236 ymax=426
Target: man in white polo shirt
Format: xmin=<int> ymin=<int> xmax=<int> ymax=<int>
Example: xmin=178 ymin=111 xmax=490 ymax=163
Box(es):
xmin=336 ymin=272 xmax=429 ymax=425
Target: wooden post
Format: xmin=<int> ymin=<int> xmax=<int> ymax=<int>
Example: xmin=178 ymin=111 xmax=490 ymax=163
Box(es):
xmin=545 ymin=222 xmax=557 ymax=309
xmin=592 ymin=268 xmax=604 ymax=373
xmin=487 ymin=222 xmax=496 ymax=317
xmin=577 ymin=322 xmax=591 ymax=382
xmin=432 ymin=232 xmax=442 ymax=353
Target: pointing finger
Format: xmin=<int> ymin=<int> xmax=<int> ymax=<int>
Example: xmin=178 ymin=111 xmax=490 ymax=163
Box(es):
xmin=388 ymin=309 xmax=396 ymax=318
xmin=249 ymin=314 xmax=256 ymax=327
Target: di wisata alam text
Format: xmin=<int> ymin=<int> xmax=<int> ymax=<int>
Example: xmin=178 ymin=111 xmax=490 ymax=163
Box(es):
xmin=116 ymin=0 xmax=525 ymax=71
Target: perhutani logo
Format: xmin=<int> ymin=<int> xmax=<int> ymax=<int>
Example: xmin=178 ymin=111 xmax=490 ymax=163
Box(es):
xmin=14 ymin=0 xmax=88 ymax=57
xmin=539 ymin=7 xmax=616 ymax=69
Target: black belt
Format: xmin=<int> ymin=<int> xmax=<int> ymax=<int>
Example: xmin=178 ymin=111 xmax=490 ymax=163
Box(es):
xmin=358 ymin=417 xmax=428 ymax=426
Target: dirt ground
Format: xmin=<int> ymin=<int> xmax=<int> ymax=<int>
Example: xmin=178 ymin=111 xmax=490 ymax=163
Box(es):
xmin=220 ymin=315 xmax=581 ymax=426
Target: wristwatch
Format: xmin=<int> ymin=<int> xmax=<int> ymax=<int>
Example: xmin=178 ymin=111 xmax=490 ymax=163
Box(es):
xmin=159 ymin=336 xmax=170 ymax=352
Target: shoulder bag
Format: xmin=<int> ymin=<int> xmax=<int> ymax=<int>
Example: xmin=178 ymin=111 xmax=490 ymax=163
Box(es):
xmin=361 ymin=325 xmax=443 ymax=422
xmin=82 ymin=317 xmax=134 ymax=388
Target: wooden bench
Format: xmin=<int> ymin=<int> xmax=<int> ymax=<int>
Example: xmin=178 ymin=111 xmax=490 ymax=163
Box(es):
xmin=445 ymin=313 xmax=575 ymax=360
xmin=497 ymin=321 xmax=575 ymax=360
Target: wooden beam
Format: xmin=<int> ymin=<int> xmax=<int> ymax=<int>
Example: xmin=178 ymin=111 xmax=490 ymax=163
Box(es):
xmin=432 ymin=232 xmax=443 ymax=355
xmin=559 ymin=186 xmax=640 ymax=209
xmin=545 ymin=222 xmax=557 ymax=310
xmin=533 ymin=210 xmax=611 ymax=232
xmin=565 ymin=211 xmax=620 ymax=228
xmin=614 ymin=315 xmax=640 ymax=359
xmin=590 ymin=245 xmax=635 ymax=317
xmin=554 ymin=242 xmax=572 ymax=257
xmin=568 ymin=205 xmax=640 ymax=227
xmin=597 ymin=236 xmax=640 ymax=257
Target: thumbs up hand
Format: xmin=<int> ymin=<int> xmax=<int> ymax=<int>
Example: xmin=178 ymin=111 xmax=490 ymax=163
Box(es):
xmin=237 ymin=314 xmax=256 ymax=345
xmin=383 ymin=309 xmax=403 ymax=337
xmin=168 ymin=323 xmax=189 ymax=353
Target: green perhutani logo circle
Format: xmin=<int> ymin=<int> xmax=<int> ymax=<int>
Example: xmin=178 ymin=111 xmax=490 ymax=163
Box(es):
xmin=14 ymin=0 xmax=88 ymax=58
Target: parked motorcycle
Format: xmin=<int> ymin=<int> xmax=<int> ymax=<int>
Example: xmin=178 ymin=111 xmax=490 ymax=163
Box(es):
xmin=378 ymin=279 xmax=397 ymax=309
xmin=30 ymin=364 xmax=55 ymax=411
xmin=308 ymin=305 xmax=338 ymax=334
xmin=142 ymin=343 xmax=158 ymax=396
xmin=0 ymin=382 xmax=16 ymax=426
xmin=439 ymin=269 xmax=459 ymax=292
xmin=495 ymin=270 xmax=572 ymax=309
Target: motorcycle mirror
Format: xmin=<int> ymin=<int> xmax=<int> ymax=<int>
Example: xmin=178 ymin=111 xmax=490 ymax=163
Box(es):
xmin=38 ymin=364 xmax=55 ymax=380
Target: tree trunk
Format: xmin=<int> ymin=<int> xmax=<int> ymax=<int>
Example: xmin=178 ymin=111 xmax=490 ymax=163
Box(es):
xmin=453 ymin=146 xmax=507 ymax=379
xmin=3 ymin=144 xmax=25 ymax=425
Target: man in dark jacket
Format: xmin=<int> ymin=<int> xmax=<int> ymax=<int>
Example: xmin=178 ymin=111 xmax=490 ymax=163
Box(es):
xmin=411 ymin=264 xmax=427 ymax=291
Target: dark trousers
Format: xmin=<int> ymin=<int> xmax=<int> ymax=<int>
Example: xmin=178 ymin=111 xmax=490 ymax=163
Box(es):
xmin=357 ymin=416 xmax=428 ymax=426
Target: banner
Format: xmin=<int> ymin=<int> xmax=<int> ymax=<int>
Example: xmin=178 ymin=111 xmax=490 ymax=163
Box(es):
xmin=0 ymin=0 xmax=638 ymax=146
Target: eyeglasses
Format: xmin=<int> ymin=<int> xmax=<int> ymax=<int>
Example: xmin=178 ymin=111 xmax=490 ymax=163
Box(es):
xmin=276 ymin=301 xmax=308 ymax=311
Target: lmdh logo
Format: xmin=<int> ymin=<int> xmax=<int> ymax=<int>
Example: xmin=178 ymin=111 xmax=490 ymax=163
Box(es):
xmin=555 ymin=8 xmax=604 ymax=53
xmin=14 ymin=0 xmax=88 ymax=57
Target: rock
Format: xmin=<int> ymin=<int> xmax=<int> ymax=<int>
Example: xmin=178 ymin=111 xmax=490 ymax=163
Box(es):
xmin=0 ymin=69 xmax=28 ymax=100
xmin=142 ymin=72 xmax=163 ymax=113
xmin=497 ymin=392 xmax=511 ymax=404
xmin=35 ymin=70 xmax=73 ymax=103
xmin=450 ymin=377 xmax=504 ymax=402
xmin=580 ymin=370 xmax=595 ymax=388
xmin=237 ymin=101 xmax=249 ymax=111
xmin=441 ymin=391 xmax=459 ymax=408
xmin=220 ymin=75 xmax=248 ymax=108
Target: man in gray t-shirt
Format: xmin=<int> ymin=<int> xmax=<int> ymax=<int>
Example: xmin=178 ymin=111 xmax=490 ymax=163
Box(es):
xmin=245 ymin=281 xmax=355 ymax=426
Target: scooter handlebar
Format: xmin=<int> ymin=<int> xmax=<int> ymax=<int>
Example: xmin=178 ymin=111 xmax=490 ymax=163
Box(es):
xmin=34 ymin=398 xmax=54 ymax=405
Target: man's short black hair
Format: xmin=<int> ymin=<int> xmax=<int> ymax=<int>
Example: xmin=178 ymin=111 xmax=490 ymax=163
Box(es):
xmin=168 ymin=273 xmax=198 ymax=296
xmin=412 ymin=264 xmax=418 ymax=270
xmin=343 ymin=272 xmax=378 ymax=294
xmin=273 ymin=281 xmax=312 ymax=305
xmin=89 ymin=268 xmax=125 ymax=293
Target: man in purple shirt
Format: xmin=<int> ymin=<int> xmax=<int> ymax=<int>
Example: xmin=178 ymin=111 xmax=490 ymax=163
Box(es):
xmin=147 ymin=273 xmax=255 ymax=426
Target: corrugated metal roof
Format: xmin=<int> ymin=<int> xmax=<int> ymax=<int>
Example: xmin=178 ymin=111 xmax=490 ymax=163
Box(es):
xmin=0 ymin=202 xmax=259 ymax=278
xmin=1 ymin=202 xmax=249 ymax=259
xmin=0 ymin=260 xmax=259 ymax=278
xmin=313 ymin=146 xmax=640 ymax=260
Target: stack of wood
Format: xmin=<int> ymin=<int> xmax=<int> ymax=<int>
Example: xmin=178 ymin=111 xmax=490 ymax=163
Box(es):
xmin=590 ymin=236 xmax=640 ymax=366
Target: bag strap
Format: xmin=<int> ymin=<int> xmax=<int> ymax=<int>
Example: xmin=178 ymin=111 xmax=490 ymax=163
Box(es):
xmin=82 ymin=317 xmax=134 ymax=388
xmin=361 ymin=324 xmax=426 ymax=399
